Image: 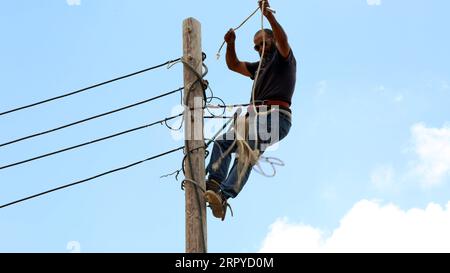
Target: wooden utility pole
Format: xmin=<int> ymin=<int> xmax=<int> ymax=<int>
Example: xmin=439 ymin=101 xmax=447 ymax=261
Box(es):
xmin=182 ymin=17 xmax=207 ymax=253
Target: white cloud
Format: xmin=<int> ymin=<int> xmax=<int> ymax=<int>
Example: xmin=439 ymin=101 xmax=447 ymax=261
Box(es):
xmin=371 ymin=165 xmax=395 ymax=190
xmin=260 ymin=217 xmax=323 ymax=252
xmin=410 ymin=123 xmax=450 ymax=187
xmin=367 ymin=0 xmax=381 ymax=6
xmin=259 ymin=200 xmax=450 ymax=253
xmin=374 ymin=85 xmax=404 ymax=102
xmin=67 ymin=0 xmax=81 ymax=6
xmin=394 ymin=94 xmax=404 ymax=102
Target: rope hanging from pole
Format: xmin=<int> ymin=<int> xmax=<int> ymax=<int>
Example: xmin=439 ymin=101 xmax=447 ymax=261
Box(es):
xmin=216 ymin=1 xmax=276 ymax=59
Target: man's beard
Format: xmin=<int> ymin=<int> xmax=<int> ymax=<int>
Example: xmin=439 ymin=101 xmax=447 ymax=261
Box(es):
xmin=261 ymin=44 xmax=276 ymax=59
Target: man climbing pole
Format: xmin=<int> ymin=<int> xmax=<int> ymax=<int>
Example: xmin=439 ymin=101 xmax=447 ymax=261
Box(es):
xmin=205 ymin=0 xmax=296 ymax=220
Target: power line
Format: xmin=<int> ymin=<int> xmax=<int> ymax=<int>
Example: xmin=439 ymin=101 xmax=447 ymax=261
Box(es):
xmin=0 ymin=58 xmax=181 ymax=117
xmin=0 ymin=113 xmax=184 ymax=171
xmin=0 ymin=146 xmax=185 ymax=209
xmin=216 ymin=7 xmax=260 ymax=59
xmin=204 ymin=115 xmax=234 ymax=119
xmin=206 ymin=102 xmax=253 ymax=108
xmin=0 ymin=87 xmax=183 ymax=148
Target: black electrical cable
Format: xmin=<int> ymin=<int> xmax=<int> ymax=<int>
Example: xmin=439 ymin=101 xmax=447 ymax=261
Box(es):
xmin=0 ymin=146 xmax=184 ymax=209
xmin=0 ymin=58 xmax=181 ymax=117
xmin=0 ymin=113 xmax=184 ymax=171
xmin=0 ymin=87 xmax=183 ymax=148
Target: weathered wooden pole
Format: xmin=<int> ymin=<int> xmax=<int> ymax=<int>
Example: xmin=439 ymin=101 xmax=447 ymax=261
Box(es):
xmin=182 ymin=17 xmax=207 ymax=253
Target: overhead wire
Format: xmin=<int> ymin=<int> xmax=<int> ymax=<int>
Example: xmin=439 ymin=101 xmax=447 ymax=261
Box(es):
xmin=0 ymin=113 xmax=184 ymax=171
xmin=216 ymin=7 xmax=260 ymax=59
xmin=0 ymin=146 xmax=185 ymax=209
xmin=0 ymin=4 xmax=287 ymax=218
xmin=0 ymin=87 xmax=184 ymax=148
xmin=160 ymin=110 xmax=238 ymax=181
xmin=0 ymin=57 xmax=181 ymax=117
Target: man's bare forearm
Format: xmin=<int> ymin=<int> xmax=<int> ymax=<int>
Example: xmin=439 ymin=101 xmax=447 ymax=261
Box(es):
xmin=223 ymin=29 xmax=251 ymax=76
xmin=226 ymin=43 xmax=240 ymax=70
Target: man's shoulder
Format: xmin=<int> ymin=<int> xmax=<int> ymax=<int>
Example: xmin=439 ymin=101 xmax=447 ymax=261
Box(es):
xmin=275 ymin=48 xmax=296 ymax=65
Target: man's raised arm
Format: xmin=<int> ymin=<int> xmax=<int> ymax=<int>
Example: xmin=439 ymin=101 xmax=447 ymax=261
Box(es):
xmin=225 ymin=29 xmax=252 ymax=77
xmin=260 ymin=0 xmax=291 ymax=58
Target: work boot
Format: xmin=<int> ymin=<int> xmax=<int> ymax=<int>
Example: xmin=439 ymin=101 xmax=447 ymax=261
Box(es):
xmin=205 ymin=190 xmax=227 ymax=220
xmin=206 ymin=179 xmax=221 ymax=193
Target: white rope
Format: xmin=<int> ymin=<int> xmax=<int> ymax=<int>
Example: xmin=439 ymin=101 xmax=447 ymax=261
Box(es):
xmin=216 ymin=7 xmax=260 ymax=60
xmin=253 ymin=156 xmax=285 ymax=177
xmin=212 ymin=1 xmax=286 ymax=186
xmin=182 ymin=178 xmax=206 ymax=192
xmin=244 ymin=0 xmax=267 ymax=183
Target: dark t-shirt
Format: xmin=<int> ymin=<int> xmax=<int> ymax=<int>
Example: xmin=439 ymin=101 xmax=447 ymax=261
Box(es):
xmin=245 ymin=49 xmax=297 ymax=106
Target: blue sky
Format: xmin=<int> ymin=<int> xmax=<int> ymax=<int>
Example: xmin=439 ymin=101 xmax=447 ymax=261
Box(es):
xmin=1 ymin=0 xmax=450 ymax=252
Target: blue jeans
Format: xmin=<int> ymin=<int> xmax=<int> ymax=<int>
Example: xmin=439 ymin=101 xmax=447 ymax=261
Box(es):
xmin=206 ymin=110 xmax=292 ymax=198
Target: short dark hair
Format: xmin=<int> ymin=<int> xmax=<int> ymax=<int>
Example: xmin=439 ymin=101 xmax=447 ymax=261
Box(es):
xmin=254 ymin=28 xmax=274 ymax=39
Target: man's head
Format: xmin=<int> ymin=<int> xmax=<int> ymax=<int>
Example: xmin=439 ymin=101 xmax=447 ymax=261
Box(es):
xmin=253 ymin=29 xmax=276 ymax=56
